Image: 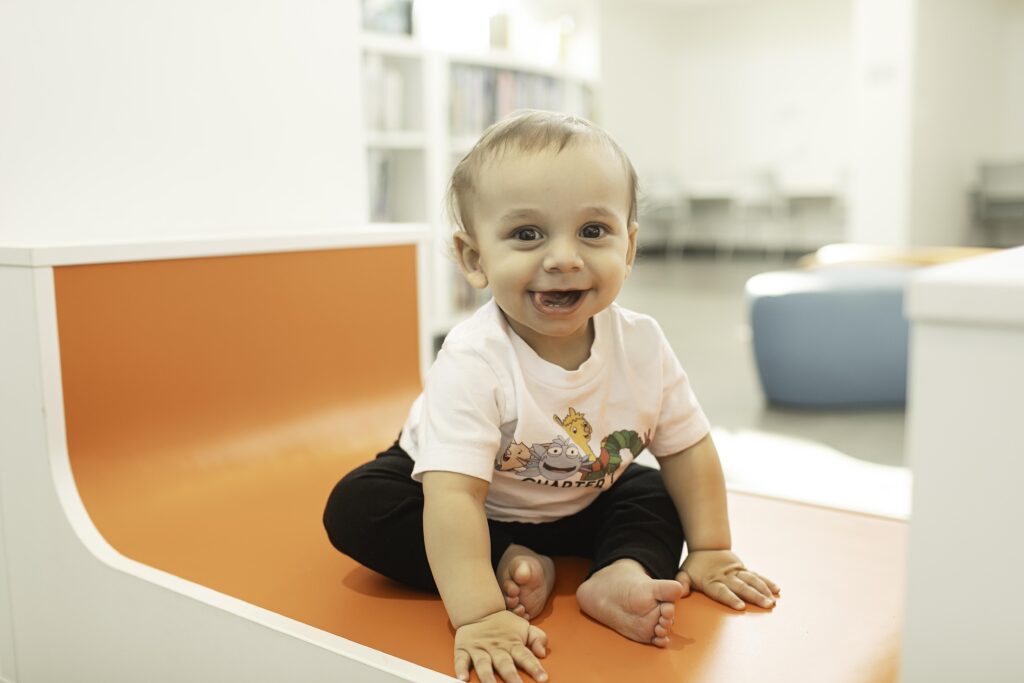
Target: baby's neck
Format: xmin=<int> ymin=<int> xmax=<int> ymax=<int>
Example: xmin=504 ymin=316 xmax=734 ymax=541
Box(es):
xmin=515 ymin=318 xmax=595 ymax=372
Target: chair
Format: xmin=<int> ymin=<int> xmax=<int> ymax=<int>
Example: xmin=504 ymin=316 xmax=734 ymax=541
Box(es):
xmin=973 ymin=160 xmax=1024 ymax=246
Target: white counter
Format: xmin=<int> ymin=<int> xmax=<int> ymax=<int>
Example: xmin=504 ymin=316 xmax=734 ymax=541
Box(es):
xmin=901 ymin=245 xmax=1024 ymax=683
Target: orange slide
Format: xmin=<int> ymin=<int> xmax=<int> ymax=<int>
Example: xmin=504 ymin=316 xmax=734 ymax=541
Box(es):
xmin=54 ymin=245 xmax=905 ymax=682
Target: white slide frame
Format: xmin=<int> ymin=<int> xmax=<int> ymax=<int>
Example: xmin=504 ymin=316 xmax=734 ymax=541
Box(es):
xmin=0 ymin=227 xmax=453 ymax=682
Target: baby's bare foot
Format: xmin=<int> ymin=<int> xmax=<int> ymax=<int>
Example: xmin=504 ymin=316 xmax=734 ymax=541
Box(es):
xmin=496 ymin=544 xmax=556 ymax=620
xmin=576 ymin=559 xmax=684 ymax=647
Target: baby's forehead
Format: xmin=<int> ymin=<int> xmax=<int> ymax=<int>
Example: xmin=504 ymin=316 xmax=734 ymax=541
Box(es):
xmin=477 ymin=136 xmax=617 ymax=172
xmin=473 ymin=141 xmax=631 ymax=198
xmin=468 ymin=145 xmax=632 ymax=225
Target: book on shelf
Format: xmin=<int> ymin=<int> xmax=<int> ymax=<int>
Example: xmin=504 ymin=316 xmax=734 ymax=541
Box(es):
xmin=361 ymin=0 xmax=413 ymax=36
xmin=363 ymin=53 xmax=405 ymax=131
xmin=449 ymin=63 xmax=592 ymax=137
xmin=367 ymin=149 xmax=392 ymax=222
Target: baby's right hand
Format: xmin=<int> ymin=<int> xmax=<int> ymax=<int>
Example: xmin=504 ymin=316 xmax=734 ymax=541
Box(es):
xmin=453 ymin=610 xmax=549 ymax=683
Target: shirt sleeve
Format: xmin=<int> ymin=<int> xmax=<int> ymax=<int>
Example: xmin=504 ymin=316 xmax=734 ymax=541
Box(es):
xmin=409 ymin=346 xmax=505 ymax=483
xmin=648 ymin=324 xmax=712 ymax=457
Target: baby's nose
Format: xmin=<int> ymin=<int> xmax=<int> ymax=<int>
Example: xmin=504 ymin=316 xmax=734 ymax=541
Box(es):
xmin=542 ymin=238 xmax=583 ymax=271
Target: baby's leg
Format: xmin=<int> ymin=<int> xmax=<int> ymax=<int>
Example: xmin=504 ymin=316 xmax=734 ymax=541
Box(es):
xmin=323 ymin=443 xmax=437 ymax=592
xmin=577 ymin=463 xmax=686 ymax=646
xmin=576 ymin=559 xmax=682 ymax=647
xmin=496 ymin=544 xmax=556 ymax=621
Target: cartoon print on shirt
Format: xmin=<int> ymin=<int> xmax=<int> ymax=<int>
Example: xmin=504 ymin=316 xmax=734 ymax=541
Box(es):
xmin=579 ymin=429 xmax=652 ymax=482
xmin=496 ymin=441 xmax=532 ymax=472
xmin=553 ymin=408 xmax=598 ymax=464
xmin=498 ymin=406 xmax=653 ymax=488
xmin=518 ymin=436 xmax=585 ymax=481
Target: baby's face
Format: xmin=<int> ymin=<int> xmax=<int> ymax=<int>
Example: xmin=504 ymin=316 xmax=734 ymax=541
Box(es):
xmin=457 ymin=141 xmax=637 ymax=360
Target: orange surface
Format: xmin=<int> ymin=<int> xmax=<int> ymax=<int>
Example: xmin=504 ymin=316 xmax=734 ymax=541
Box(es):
xmin=55 ymin=247 xmax=906 ymax=682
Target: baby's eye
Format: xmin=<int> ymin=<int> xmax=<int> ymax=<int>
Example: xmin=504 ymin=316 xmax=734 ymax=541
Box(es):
xmin=548 ymin=446 xmax=563 ymax=455
xmin=566 ymin=446 xmax=580 ymax=458
xmin=580 ymin=223 xmax=607 ymax=239
xmin=513 ymin=227 xmax=541 ymax=241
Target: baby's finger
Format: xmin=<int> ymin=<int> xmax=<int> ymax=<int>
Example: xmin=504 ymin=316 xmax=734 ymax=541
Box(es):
xmin=738 ymin=571 xmax=775 ymax=601
xmin=491 ymin=652 xmax=523 ymax=683
xmin=526 ymin=625 xmax=549 ymax=658
xmin=454 ymin=649 xmax=472 ymax=682
xmin=758 ymin=573 xmax=781 ymax=595
xmin=471 ymin=651 xmax=497 ymax=683
xmin=728 ymin=576 xmax=774 ymax=609
xmin=709 ymin=581 xmax=745 ymax=610
xmin=511 ymin=644 xmax=549 ymax=682
xmin=675 ymin=570 xmax=693 ymax=597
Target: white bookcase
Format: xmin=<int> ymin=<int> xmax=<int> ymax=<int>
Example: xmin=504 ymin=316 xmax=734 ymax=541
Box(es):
xmin=359 ymin=12 xmax=598 ymax=352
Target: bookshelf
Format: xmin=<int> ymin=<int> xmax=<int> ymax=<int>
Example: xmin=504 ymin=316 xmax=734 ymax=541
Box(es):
xmin=359 ymin=6 xmax=598 ymax=350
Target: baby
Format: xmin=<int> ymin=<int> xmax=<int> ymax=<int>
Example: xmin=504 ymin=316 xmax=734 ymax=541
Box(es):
xmin=324 ymin=110 xmax=779 ymax=683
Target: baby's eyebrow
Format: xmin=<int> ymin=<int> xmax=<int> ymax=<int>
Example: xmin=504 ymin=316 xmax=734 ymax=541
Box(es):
xmin=500 ymin=209 xmax=542 ymax=222
xmin=499 ymin=206 xmax=621 ymax=222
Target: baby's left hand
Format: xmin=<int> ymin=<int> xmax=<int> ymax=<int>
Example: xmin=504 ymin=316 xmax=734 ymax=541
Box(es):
xmin=677 ymin=549 xmax=780 ymax=611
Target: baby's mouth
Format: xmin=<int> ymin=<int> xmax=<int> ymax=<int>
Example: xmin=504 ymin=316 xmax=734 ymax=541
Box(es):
xmin=532 ymin=290 xmax=584 ymax=309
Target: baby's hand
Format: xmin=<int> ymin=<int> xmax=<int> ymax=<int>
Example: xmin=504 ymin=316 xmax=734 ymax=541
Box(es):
xmin=677 ymin=549 xmax=780 ymax=611
xmin=453 ymin=610 xmax=549 ymax=683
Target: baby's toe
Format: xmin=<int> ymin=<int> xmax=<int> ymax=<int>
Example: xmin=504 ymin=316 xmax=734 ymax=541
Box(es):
xmin=652 ymin=579 xmax=684 ymax=603
xmin=512 ymin=560 xmax=533 ymax=586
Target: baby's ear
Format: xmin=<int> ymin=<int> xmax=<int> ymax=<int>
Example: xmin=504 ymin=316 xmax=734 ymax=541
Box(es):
xmin=452 ymin=231 xmax=489 ymax=289
xmin=626 ymin=221 xmax=639 ymax=273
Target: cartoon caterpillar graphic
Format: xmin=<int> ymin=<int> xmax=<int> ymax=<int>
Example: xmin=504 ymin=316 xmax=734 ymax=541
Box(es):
xmin=578 ymin=429 xmax=651 ymax=482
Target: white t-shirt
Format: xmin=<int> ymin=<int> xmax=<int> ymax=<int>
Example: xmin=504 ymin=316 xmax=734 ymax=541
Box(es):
xmin=400 ymin=299 xmax=710 ymax=523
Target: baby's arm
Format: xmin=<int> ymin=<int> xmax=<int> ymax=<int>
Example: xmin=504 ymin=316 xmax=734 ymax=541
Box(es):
xmin=422 ymin=471 xmax=548 ymax=683
xmin=658 ymin=434 xmax=781 ymax=610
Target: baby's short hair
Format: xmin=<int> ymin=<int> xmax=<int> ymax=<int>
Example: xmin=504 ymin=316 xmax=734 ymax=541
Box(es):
xmin=446 ymin=109 xmax=639 ymax=233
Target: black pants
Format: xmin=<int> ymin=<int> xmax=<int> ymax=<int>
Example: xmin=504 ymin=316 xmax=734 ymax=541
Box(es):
xmin=323 ymin=441 xmax=685 ymax=593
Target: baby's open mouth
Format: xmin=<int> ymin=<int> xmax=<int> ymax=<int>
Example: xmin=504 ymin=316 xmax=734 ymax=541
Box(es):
xmin=532 ymin=290 xmax=584 ymax=309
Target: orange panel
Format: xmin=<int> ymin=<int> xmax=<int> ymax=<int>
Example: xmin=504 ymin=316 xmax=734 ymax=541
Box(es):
xmin=55 ymin=248 xmax=906 ymax=682
xmin=56 ymin=247 xmax=422 ymax=557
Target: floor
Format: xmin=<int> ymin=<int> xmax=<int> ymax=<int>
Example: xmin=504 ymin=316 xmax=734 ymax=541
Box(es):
xmin=617 ymin=251 xmax=911 ymax=518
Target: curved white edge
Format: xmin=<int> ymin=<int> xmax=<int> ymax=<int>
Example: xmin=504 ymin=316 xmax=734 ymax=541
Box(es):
xmin=29 ymin=267 xmax=453 ymax=682
xmin=0 ymin=224 xmax=430 ymax=267
xmin=906 ymin=245 xmax=1024 ymax=327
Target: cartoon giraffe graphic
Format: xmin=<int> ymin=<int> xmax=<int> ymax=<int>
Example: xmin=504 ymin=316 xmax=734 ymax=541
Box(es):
xmin=553 ymin=407 xmax=598 ymax=464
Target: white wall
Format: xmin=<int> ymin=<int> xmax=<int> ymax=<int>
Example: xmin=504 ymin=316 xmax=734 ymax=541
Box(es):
xmin=602 ymin=0 xmax=1024 ymax=248
xmin=996 ymin=1 xmax=1024 ymax=157
xmin=0 ymin=0 xmax=367 ymax=245
xmin=907 ymin=0 xmax=1015 ymax=246
xmin=671 ymin=0 xmax=854 ymax=193
xmin=598 ymin=0 xmax=684 ymax=190
xmin=600 ymin=0 xmax=853 ymax=197
xmin=846 ymin=0 xmax=915 ymax=246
